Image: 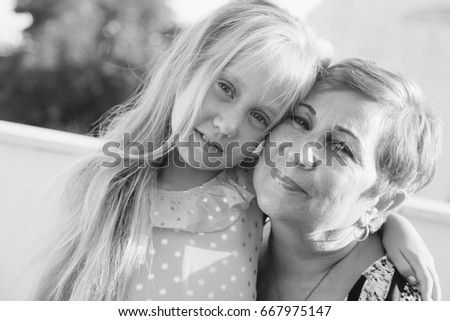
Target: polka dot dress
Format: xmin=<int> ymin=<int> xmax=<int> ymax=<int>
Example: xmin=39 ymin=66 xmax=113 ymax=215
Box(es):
xmin=126 ymin=169 xmax=263 ymax=300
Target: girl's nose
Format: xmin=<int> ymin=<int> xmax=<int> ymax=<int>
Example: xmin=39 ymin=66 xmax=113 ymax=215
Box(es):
xmin=212 ymin=111 xmax=240 ymax=138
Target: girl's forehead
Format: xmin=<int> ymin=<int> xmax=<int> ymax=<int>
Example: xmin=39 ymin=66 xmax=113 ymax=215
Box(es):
xmin=223 ymin=57 xmax=297 ymax=90
xmin=223 ymin=58 xmax=266 ymax=75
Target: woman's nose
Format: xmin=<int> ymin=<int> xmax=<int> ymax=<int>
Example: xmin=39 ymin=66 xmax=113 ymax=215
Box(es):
xmin=285 ymin=142 xmax=321 ymax=170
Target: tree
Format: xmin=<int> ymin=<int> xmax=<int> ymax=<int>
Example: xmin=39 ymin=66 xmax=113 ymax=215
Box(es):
xmin=0 ymin=0 xmax=176 ymax=133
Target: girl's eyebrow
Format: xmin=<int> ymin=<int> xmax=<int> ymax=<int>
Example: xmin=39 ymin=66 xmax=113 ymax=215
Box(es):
xmin=221 ymin=70 xmax=246 ymax=89
xmin=221 ymin=70 xmax=277 ymax=113
xmin=299 ymin=103 xmax=316 ymax=115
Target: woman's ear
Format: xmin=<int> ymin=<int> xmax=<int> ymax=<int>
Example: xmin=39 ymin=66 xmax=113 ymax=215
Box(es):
xmin=374 ymin=190 xmax=407 ymax=213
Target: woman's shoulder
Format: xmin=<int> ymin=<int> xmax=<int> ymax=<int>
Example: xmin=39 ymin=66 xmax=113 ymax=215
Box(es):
xmin=347 ymin=256 xmax=421 ymax=301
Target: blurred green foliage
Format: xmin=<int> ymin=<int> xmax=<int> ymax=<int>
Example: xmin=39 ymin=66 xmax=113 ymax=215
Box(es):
xmin=0 ymin=0 xmax=177 ymax=134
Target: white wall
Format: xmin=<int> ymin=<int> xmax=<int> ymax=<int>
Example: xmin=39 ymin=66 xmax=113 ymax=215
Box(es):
xmin=0 ymin=121 xmax=101 ymax=300
xmin=1 ymin=121 xmax=449 ymax=300
xmin=399 ymin=197 xmax=450 ymax=300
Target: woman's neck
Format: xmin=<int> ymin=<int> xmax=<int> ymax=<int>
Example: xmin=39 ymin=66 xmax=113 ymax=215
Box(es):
xmin=258 ymin=218 xmax=384 ymax=300
xmin=158 ymin=149 xmax=222 ymax=191
xmin=270 ymin=219 xmax=356 ymax=276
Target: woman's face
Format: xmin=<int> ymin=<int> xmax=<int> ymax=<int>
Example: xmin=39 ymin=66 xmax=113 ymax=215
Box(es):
xmin=254 ymin=89 xmax=385 ymax=233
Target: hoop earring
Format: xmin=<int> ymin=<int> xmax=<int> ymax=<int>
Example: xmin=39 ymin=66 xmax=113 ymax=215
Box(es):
xmin=354 ymin=224 xmax=370 ymax=242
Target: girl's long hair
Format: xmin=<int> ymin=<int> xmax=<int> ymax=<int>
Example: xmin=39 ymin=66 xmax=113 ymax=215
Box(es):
xmin=37 ymin=1 xmax=332 ymax=300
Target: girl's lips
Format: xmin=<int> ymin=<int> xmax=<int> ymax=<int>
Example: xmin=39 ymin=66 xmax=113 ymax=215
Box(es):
xmin=195 ymin=129 xmax=224 ymax=152
xmin=270 ymin=168 xmax=306 ymax=193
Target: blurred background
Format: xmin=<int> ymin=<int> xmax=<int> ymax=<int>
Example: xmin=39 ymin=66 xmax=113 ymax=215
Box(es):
xmin=0 ymin=0 xmax=176 ymax=133
xmin=1 ymin=0 xmax=449 ymax=200
xmin=0 ymin=0 xmax=449 ymax=300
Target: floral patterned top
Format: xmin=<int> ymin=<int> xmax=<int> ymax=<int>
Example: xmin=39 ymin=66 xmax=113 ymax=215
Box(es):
xmin=346 ymin=256 xmax=421 ymax=301
xmin=126 ymin=168 xmax=263 ymax=301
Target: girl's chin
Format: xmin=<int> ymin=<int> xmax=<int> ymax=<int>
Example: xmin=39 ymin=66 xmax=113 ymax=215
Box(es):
xmin=179 ymin=153 xmax=243 ymax=171
xmin=179 ymin=157 xmax=229 ymax=171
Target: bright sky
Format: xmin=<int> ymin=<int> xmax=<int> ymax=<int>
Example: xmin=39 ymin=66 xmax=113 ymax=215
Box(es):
xmin=0 ymin=0 xmax=32 ymax=53
xmin=0 ymin=0 xmax=323 ymax=50
xmin=166 ymin=0 xmax=324 ymax=25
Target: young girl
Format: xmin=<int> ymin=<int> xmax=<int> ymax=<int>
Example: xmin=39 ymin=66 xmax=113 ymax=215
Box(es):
xmin=36 ymin=1 xmax=438 ymax=301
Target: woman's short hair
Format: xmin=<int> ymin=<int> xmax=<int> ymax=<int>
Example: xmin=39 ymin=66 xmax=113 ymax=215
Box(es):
xmin=312 ymin=58 xmax=441 ymax=202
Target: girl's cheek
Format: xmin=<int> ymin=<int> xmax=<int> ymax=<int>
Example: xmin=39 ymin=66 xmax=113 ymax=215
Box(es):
xmin=171 ymin=99 xmax=190 ymax=133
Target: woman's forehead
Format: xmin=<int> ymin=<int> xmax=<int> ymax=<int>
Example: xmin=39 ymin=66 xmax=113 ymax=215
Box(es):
xmin=306 ymin=89 xmax=381 ymax=119
xmin=300 ymin=89 xmax=385 ymax=142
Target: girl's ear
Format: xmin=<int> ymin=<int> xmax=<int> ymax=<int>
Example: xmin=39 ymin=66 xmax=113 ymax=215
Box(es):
xmin=374 ymin=190 xmax=407 ymax=213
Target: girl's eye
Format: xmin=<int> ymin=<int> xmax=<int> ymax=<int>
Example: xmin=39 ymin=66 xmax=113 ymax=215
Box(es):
xmin=218 ymin=81 xmax=235 ymax=99
xmin=250 ymin=111 xmax=269 ymax=127
xmin=290 ymin=115 xmax=311 ymax=131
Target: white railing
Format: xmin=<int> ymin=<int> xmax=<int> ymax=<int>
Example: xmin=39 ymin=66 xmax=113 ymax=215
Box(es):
xmin=1 ymin=120 xmax=449 ymax=300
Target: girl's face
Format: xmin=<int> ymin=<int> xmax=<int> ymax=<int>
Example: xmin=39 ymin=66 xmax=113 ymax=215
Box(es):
xmin=171 ymin=60 xmax=287 ymax=170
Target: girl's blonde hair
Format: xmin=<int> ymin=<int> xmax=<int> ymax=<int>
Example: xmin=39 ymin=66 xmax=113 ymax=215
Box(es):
xmin=38 ymin=1 xmax=332 ymax=300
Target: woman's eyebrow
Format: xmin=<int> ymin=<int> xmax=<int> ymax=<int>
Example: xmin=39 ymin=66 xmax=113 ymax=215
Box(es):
xmin=335 ymin=125 xmax=360 ymax=144
xmin=299 ymin=103 xmax=316 ymax=115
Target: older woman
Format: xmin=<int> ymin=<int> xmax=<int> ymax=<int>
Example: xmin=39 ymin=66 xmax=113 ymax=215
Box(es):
xmin=255 ymin=58 xmax=441 ymax=301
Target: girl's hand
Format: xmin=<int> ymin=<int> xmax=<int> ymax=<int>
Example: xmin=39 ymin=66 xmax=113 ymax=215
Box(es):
xmin=382 ymin=213 xmax=441 ymax=301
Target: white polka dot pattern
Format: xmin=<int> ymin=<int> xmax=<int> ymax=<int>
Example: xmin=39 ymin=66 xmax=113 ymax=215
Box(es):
xmin=126 ymin=168 xmax=262 ymax=301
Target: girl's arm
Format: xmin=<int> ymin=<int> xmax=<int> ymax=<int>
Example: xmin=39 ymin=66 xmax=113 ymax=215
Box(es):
xmin=382 ymin=213 xmax=441 ymax=300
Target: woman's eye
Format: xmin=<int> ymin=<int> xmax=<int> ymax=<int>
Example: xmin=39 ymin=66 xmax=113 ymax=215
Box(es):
xmin=290 ymin=115 xmax=311 ymax=131
xmin=250 ymin=111 xmax=268 ymax=126
xmin=218 ymin=81 xmax=235 ymax=99
xmin=331 ymin=140 xmax=354 ymax=159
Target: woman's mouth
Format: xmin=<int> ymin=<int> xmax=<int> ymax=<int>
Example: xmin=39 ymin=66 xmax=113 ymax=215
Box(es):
xmin=270 ymin=168 xmax=306 ymax=193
